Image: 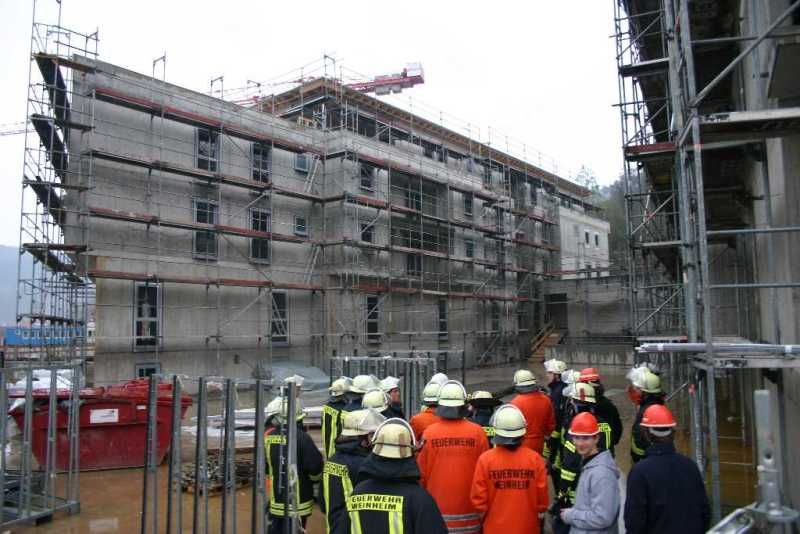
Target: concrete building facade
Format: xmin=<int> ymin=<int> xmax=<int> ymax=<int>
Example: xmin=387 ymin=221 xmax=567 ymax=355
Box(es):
xmin=20 ymin=54 xmax=609 ymax=384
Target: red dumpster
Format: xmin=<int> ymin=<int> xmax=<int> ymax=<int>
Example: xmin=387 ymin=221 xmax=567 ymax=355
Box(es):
xmin=9 ymin=378 xmax=192 ymax=470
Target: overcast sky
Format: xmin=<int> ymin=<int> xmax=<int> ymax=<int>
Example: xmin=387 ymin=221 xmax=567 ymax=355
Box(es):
xmin=0 ymin=0 xmax=623 ymax=248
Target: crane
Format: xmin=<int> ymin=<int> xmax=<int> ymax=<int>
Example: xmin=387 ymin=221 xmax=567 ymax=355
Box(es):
xmin=345 ymin=63 xmax=424 ymax=95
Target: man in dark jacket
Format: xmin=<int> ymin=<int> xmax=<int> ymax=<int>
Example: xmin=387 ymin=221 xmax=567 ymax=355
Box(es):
xmin=323 ymin=408 xmax=385 ymax=534
xmin=467 ymin=390 xmax=501 ymax=440
xmin=624 ymin=404 xmax=710 ymax=534
xmin=347 ymin=418 xmax=447 ymax=534
xmin=577 ymin=368 xmax=622 ymax=456
xmin=322 ymin=377 xmax=351 ymax=458
xmin=265 ymin=397 xmax=324 ymax=534
xmin=626 ymin=366 xmax=666 ymax=464
xmin=380 ymin=376 xmax=406 ymax=419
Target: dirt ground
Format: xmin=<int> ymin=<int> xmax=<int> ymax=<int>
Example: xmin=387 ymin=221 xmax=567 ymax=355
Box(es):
xmin=10 ymin=362 xmax=753 ymax=533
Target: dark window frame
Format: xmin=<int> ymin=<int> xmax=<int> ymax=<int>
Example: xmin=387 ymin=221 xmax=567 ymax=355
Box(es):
xmin=133 ymin=282 xmax=162 ymax=350
xmin=270 ymin=292 xmax=289 ymax=345
xmin=250 ymin=208 xmax=271 ymax=263
xmin=196 ymin=128 xmax=220 ymax=172
xmin=193 ymin=198 xmax=219 ymax=259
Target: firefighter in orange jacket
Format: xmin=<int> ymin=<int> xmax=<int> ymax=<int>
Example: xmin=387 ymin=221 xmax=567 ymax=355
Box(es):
xmin=510 ymin=369 xmax=556 ymax=454
xmin=417 ymin=380 xmax=489 ymax=534
xmin=409 ymin=381 xmax=442 ymax=442
xmin=471 ymin=404 xmax=549 ymax=534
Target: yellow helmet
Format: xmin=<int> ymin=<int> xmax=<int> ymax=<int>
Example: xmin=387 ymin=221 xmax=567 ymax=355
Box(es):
xmin=350 ymin=374 xmax=378 ymax=394
xmin=422 ymin=382 xmax=442 ymax=404
xmin=340 ymin=409 xmax=386 ymax=437
xmin=361 ymin=388 xmax=389 ymax=411
xmin=513 ymin=369 xmax=538 ymax=391
xmin=438 ymin=380 xmax=467 ymax=407
xmin=628 ymin=367 xmax=662 ymax=394
xmin=371 ymin=418 xmax=417 ymax=459
xmin=492 ymin=404 xmax=527 ymax=439
xmin=329 ymin=377 xmax=351 ymax=397
xmin=543 ymin=359 xmax=567 ymax=374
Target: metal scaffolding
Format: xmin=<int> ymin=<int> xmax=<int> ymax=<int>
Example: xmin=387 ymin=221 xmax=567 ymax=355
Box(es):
xmin=615 ymin=0 xmax=800 ymax=522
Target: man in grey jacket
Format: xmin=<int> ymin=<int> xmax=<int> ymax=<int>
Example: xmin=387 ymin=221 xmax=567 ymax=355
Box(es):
xmin=560 ymin=412 xmax=620 ymax=534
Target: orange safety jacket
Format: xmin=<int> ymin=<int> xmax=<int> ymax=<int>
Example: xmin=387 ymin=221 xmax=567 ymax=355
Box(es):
xmin=471 ymin=445 xmax=549 ymax=534
xmin=410 ymin=406 xmax=440 ymax=442
xmin=510 ymin=391 xmax=556 ymax=455
xmin=417 ymin=418 xmax=489 ymax=534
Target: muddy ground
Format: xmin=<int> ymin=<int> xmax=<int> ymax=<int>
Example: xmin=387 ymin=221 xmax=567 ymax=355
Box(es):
xmin=10 ymin=362 xmax=754 ymax=533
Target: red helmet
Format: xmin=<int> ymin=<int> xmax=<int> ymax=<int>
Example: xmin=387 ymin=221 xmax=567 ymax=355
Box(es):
xmin=578 ymin=367 xmax=600 ymax=383
xmin=641 ymin=404 xmax=677 ymax=428
xmin=569 ymin=412 xmax=600 ymax=436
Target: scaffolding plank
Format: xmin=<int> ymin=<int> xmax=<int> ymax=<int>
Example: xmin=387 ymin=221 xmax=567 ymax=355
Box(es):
xmin=30 ymin=115 xmax=68 ymax=180
xmin=93 ymin=86 xmax=322 ymax=156
xmin=26 ymin=175 xmax=65 ymax=226
xmin=619 ymin=57 xmax=669 ymax=77
xmin=34 ymin=54 xmax=70 ymax=123
xmin=699 ymin=107 xmax=800 ymax=142
xmin=624 ymin=142 xmax=676 ymax=162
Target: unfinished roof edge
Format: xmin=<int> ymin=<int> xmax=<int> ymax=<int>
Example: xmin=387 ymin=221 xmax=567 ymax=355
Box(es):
xmin=266 ymin=77 xmax=593 ymax=200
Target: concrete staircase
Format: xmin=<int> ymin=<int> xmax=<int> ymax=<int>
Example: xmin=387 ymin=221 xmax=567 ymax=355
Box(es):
xmin=527 ymin=322 xmax=565 ymax=363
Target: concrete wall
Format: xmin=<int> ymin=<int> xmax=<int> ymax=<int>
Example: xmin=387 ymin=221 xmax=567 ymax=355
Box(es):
xmin=62 ymin=55 xmax=609 ymax=385
xmin=545 ymin=275 xmax=629 ymax=336
xmin=557 ymin=205 xmax=610 ymax=278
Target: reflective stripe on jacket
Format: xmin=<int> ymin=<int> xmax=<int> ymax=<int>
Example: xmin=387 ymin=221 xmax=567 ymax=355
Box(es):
xmin=322 ymin=401 xmax=345 ymax=458
xmin=416 ymin=418 xmax=489 ymax=533
xmin=265 ymin=424 xmax=323 ymax=517
xmin=348 ymin=454 xmax=448 ymax=534
xmin=470 ymin=445 xmax=549 ymax=534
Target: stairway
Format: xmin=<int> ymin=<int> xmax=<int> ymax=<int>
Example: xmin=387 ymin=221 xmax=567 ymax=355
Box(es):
xmin=527 ymin=322 xmax=564 ymax=363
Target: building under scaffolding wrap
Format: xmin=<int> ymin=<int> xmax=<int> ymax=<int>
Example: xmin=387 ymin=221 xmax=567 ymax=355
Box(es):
xmin=615 ymin=0 xmax=800 ymax=524
xmin=13 ymin=4 xmax=611 ymax=387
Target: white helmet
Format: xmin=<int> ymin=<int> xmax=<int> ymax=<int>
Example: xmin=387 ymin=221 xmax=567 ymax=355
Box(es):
xmin=563 ymin=369 xmax=581 ymax=384
xmin=492 ymin=404 xmax=527 ymax=442
xmin=350 ymin=374 xmax=378 ymax=394
xmin=340 ymin=408 xmax=386 ymax=437
xmin=361 ymin=388 xmax=389 ymax=411
xmin=429 ymin=373 xmax=449 ymax=386
xmin=569 ymin=382 xmax=596 ymax=404
xmin=422 ymin=382 xmax=442 ymax=404
xmin=371 ymin=418 xmax=417 ymax=459
xmin=379 ymin=376 xmax=401 ymax=393
xmin=544 ymin=359 xmax=567 ymax=374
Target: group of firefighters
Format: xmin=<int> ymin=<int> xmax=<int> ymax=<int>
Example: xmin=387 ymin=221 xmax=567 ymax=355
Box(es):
xmin=263 ymin=362 xmax=711 ymax=534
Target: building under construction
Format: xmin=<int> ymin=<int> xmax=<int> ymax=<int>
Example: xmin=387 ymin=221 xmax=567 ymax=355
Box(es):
xmin=615 ymin=0 xmax=800 ymax=522
xmin=16 ymin=13 xmax=611 ymax=387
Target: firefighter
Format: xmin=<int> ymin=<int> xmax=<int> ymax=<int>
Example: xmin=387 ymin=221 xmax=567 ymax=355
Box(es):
xmin=323 ymin=408 xmax=385 ymax=534
xmin=344 ymin=375 xmax=380 ymax=412
xmin=263 ymin=396 xmax=284 ymax=501
xmin=509 ymin=369 xmax=556 ymax=454
xmin=544 ymin=359 xmax=567 ymax=419
xmin=416 ymin=380 xmax=489 ymax=534
xmin=379 ymin=376 xmax=405 ymax=419
xmin=347 ymin=418 xmax=448 ymax=534
xmin=559 ymin=412 xmax=620 ymax=534
xmin=264 ymin=395 xmax=323 ymax=533
xmin=470 ymin=404 xmax=549 ymax=534
xmin=545 ymin=368 xmax=581 ymax=474
xmin=624 ymin=405 xmax=710 ymax=534
xmin=551 ymin=382 xmax=613 ymax=534
xmin=409 ymin=381 xmax=442 ymax=442
xmin=627 ymin=366 xmax=665 ymax=464
xmin=577 ymin=367 xmax=622 ymax=455
xmin=322 ymin=377 xmax=352 ymax=458
xmin=467 ymin=390 xmax=501 ymax=440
